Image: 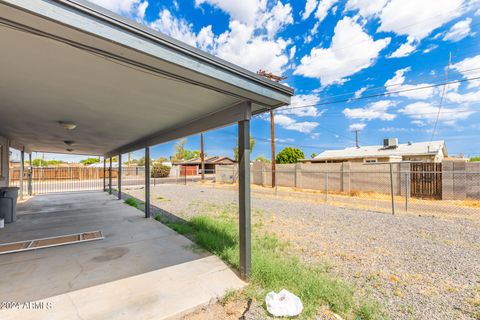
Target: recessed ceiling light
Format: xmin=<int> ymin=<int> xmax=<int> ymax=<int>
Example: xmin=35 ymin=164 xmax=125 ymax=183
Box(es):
xmin=58 ymin=121 xmax=77 ymax=130
xmin=64 ymin=140 xmax=75 ymax=146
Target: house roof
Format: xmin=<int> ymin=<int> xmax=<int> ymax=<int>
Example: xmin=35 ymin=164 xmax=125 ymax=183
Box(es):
xmin=174 ymin=156 xmax=235 ymax=165
xmin=0 ymin=0 xmax=293 ymax=157
xmin=312 ymin=141 xmax=447 ymax=161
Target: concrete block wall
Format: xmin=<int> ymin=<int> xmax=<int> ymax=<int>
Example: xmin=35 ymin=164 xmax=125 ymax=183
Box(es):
xmin=443 ymin=161 xmax=480 ymax=200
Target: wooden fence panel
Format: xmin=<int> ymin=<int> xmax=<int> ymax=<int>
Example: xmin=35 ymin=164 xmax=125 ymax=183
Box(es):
xmin=410 ymin=163 xmax=442 ymax=199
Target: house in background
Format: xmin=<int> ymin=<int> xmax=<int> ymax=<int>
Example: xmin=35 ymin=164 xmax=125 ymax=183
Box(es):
xmin=305 ymin=139 xmax=448 ymax=163
xmin=173 ymin=156 xmax=235 ymax=175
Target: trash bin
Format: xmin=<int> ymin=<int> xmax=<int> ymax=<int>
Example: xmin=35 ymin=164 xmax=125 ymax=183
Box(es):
xmin=0 ymin=187 xmax=19 ymax=224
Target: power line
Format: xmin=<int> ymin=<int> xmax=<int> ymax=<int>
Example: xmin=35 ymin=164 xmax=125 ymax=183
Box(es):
xmin=278 ymin=76 xmax=480 ymax=111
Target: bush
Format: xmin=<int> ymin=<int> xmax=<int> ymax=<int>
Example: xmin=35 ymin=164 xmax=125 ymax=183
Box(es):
xmin=151 ymin=163 xmax=171 ymax=178
xmin=276 ymin=147 xmax=305 ymax=164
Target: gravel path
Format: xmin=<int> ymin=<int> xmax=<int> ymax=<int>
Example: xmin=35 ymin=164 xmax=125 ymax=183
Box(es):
xmin=125 ymin=184 xmax=480 ymax=320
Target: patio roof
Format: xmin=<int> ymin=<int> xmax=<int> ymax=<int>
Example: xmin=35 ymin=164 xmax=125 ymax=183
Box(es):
xmin=0 ymin=0 xmax=293 ymax=156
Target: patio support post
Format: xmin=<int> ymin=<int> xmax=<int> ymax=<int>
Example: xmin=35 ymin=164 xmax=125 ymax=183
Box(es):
xmin=145 ymin=147 xmax=151 ymax=218
xmin=109 ymin=157 xmax=112 ymax=194
xmin=28 ymin=153 xmax=33 ymax=196
xmin=238 ymin=102 xmax=252 ymax=279
xmin=103 ymin=157 xmax=106 ymax=192
xmin=118 ymin=154 xmax=122 ymax=200
xmin=19 ymin=150 xmax=24 ymax=199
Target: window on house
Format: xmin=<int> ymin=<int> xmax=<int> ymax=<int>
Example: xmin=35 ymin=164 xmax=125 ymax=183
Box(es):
xmin=364 ymin=158 xmax=378 ymax=163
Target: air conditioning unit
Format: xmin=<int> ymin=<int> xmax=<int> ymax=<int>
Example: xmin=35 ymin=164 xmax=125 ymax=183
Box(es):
xmin=383 ymin=138 xmax=398 ymax=149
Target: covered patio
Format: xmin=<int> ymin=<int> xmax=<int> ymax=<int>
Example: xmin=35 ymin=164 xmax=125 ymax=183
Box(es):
xmin=0 ymin=0 xmax=292 ymax=318
xmin=0 ymin=192 xmax=245 ymax=319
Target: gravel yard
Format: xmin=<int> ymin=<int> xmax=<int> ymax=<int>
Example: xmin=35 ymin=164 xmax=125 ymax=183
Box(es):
xmin=125 ymin=183 xmax=480 ymax=320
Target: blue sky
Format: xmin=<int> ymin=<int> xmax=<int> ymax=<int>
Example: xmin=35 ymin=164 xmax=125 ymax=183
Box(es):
xmin=14 ymin=0 xmax=480 ymax=162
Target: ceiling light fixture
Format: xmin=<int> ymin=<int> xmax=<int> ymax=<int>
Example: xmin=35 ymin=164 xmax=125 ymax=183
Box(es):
xmin=63 ymin=140 xmax=75 ymax=146
xmin=58 ymin=121 xmax=77 ymax=130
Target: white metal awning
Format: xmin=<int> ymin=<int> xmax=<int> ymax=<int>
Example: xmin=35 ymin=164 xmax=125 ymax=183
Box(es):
xmin=0 ymin=0 xmax=293 ymax=156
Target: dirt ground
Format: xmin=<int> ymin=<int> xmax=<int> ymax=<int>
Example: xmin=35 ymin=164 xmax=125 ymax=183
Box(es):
xmin=125 ymin=183 xmax=480 ymax=320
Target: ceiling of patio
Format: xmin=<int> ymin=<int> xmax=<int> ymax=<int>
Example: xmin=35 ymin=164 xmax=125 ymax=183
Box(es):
xmin=0 ymin=0 xmax=292 ymax=156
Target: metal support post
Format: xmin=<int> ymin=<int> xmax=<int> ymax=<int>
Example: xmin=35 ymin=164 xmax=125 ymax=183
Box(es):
xmin=145 ymin=147 xmax=151 ymax=218
xmin=19 ymin=150 xmax=24 ymax=199
xmin=28 ymin=153 xmax=32 ymax=196
xmin=118 ymin=154 xmax=122 ymax=200
xmin=238 ymin=108 xmax=252 ymax=279
xmin=109 ymin=157 xmax=112 ymax=194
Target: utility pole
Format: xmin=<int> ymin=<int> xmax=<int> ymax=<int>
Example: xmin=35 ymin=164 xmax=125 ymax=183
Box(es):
xmin=257 ymin=69 xmax=286 ymax=188
xmin=270 ymin=110 xmax=276 ymax=187
xmin=200 ymin=133 xmax=205 ymax=180
xmin=355 ymin=129 xmax=359 ymax=148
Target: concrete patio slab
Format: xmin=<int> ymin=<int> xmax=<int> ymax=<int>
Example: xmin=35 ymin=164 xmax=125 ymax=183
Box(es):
xmin=0 ymin=192 xmax=245 ymax=319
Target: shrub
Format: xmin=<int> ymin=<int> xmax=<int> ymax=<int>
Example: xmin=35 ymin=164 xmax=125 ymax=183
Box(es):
xmin=151 ymin=163 xmax=171 ymax=178
xmin=276 ymin=147 xmax=305 ymax=164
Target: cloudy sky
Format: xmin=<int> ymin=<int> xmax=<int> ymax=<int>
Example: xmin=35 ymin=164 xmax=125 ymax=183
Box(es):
xmin=22 ymin=0 xmax=480 ymax=162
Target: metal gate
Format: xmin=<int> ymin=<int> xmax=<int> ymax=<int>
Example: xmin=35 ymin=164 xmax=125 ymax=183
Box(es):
xmin=410 ymin=163 xmax=442 ymax=199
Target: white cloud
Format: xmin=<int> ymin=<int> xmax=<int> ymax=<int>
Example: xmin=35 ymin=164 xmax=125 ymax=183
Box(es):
xmin=444 ymin=18 xmax=473 ymax=42
xmin=277 ymin=94 xmax=321 ymax=117
xmin=294 ymin=17 xmax=390 ymax=85
xmin=194 ymin=0 xmax=262 ymax=25
xmin=345 ymin=0 xmax=388 ymax=17
xmin=302 ymin=0 xmax=318 ymax=20
xmin=257 ymin=2 xmax=294 ymax=39
xmin=274 ymin=114 xmax=319 ymax=133
xmin=378 ymin=0 xmax=464 ymax=41
xmin=344 ymin=100 xmax=396 ymax=121
xmin=289 ymin=45 xmax=296 ymax=59
xmin=314 ymin=0 xmax=338 ymax=22
xmin=354 ymin=86 xmax=368 ymax=98
xmin=89 ymin=0 xmax=148 ymax=20
xmin=399 ymin=102 xmax=475 ymax=125
xmin=389 ymin=36 xmax=416 ymax=58
xmin=149 ymin=10 xmax=198 ymax=46
xmin=349 ymin=123 xmax=366 ymax=131
xmin=446 ymin=90 xmax=480 ymax=103
xmin=423 ymin=44 xmax=438 ymax=53
xmin=451 ymin=54 xmax=480 ymax=89
xmin=148 ymin=2 xmax=293 ymax=75
xmin=213 ymin=21 xmax=290 ymax=74
xmin=476 ymin=8 xmax=480 ymax=16
xmin=385 ymin=67 xmax=436 ymax=99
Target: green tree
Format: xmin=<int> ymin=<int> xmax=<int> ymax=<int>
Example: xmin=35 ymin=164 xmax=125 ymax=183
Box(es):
xmin=276 ymin=147 xmax=305 ymax=164
xmin=80 ymin=157 xmax=100 ymax=166
xmin=171 ymin=139 xmax=199 ymax=161
xmin=32 ymin=158 xmax=48 ymax=167
xmin=255 ymin=155 xmax=271 ymax=163
xmin=470 ymin=156 xmax=480 ymax=162
xmin=233 ymin=137 xmax=255 ymax=161
xmin=310 ymin=153 xmax=317 ymax=159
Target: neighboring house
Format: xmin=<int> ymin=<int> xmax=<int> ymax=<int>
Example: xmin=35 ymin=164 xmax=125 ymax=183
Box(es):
xmin=305 ymin=139 xmax=448 ymax=163
xmin=173 ymin=156 xmax=236 ymax=175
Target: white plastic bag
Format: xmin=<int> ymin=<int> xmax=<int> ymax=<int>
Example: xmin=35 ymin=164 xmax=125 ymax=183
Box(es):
xmin=265 ymin=289 xmax=303 ymax=317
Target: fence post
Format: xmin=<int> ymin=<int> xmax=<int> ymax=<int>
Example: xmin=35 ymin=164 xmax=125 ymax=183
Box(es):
xmin=405 ymin=172 xmax=409 ymax=212
xmin=390 ymin=163 xmax=395 ymax=215
xmin=325 ymin=172 xmax=329 ymax=202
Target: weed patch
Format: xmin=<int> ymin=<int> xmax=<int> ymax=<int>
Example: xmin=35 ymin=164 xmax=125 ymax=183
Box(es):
xmin=124 ymin=197 xmax=140 ymax=208
xmin=155 ymin=212 xmax=382 ymax=319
